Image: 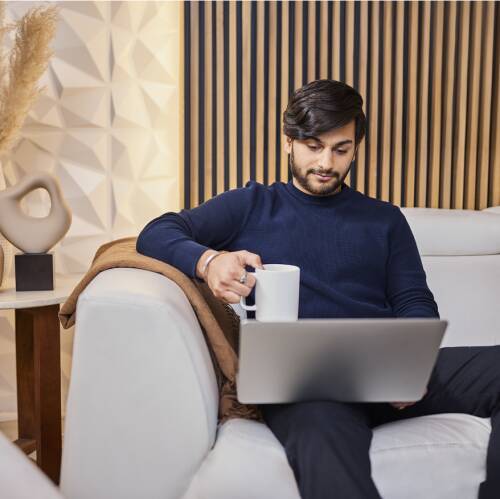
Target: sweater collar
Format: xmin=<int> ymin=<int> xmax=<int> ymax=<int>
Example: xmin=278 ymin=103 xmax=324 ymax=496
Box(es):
xmin=285 ymin=179 xmax=351 ymax=204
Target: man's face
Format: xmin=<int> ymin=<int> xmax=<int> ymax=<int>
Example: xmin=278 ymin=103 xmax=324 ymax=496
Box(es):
xmin=284 ymin=120 xmax=358 ymax=196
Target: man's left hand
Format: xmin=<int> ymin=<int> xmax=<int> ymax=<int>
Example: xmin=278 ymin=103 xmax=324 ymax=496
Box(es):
xmin=390 ymin=388 xmax=428 ymax=410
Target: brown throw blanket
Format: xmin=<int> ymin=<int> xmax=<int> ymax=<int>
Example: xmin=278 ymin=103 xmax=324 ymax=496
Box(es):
xmin=58 ymin=236 xmax=263 ymax=425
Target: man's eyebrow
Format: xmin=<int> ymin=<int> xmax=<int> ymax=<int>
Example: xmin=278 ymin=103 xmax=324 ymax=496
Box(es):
xmin=307 ymin=137 xmax=353 ymax=148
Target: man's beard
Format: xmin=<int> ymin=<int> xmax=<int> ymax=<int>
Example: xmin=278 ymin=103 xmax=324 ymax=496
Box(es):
xmin=289 ymin=148 xmax=349 ymax=196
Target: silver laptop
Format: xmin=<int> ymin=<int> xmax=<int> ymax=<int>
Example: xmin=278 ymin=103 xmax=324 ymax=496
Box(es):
xmin=236 ymin=318 xmax=448 ymax=404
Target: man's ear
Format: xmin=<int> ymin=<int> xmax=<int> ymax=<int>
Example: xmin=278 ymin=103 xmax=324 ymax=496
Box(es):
xmin=284 ymin=135 xmax=292 ymax=155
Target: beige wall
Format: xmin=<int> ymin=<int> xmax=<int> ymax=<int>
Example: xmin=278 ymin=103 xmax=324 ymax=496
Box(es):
xmin=0 ymin=1 xmax=182 ymax=421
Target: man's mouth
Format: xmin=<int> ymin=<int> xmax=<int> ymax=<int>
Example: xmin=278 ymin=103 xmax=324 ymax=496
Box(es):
xmin=313 ymin=172 xmax=334 ymax=180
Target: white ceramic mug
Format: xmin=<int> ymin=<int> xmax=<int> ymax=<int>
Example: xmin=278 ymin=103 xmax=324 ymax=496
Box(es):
xmin=240 ymin=264 xmax=300 ymax=322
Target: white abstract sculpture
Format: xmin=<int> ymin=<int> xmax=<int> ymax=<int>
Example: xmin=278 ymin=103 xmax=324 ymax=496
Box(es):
xmin=0 ymin=172 xmax=71 ymax=254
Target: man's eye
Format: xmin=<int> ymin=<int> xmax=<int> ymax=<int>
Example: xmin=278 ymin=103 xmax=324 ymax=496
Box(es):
xmin=337 ymin=150 xmax=347 ymax=155
xmin=307 ymin=145 xmax=319 ymax=151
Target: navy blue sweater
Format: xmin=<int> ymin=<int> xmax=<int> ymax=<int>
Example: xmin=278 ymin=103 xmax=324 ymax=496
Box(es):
xmin=136 ymin=180 xmax=439 ymax=319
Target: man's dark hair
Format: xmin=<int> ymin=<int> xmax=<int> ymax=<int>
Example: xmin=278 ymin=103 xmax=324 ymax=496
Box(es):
xmin=283 ymin=79 xmax=366 ymax=145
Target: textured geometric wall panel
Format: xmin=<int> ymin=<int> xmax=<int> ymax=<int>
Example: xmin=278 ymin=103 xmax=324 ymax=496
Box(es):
xmin=183 ymin=0 xmax=499 ymax=210
xmin=0 ymin=1 xmax=181 ymax=420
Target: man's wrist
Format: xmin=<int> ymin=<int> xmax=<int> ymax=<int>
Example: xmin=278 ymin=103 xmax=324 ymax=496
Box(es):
xmin=196 ymin=249 xmax=219 ymax=279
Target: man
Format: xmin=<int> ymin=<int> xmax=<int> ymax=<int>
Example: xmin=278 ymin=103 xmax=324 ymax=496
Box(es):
xmin=136 ymin=79 xmax=499 ymax=499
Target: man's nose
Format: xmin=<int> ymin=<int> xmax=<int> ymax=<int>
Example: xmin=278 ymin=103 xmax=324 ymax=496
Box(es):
xmin=319 ymin=150 xmax=336 ymax=169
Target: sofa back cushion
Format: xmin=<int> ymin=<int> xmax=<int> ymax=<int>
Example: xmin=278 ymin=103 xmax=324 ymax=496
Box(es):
xmin=402 ymin=207 xmax=500 ymax=347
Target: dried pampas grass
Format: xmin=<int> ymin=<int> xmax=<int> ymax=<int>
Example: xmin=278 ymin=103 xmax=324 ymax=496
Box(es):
xmin=0 ymin=2 xmax=58 ymax=158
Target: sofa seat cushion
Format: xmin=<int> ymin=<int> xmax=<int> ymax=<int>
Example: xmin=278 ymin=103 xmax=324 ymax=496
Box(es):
xmin=371 ymin=413 xmax=490 ymax=498
xmin=182 ymin=414 xmax=490 ymax=499
xmin=182 ymin=418 xmax=301 ymax=499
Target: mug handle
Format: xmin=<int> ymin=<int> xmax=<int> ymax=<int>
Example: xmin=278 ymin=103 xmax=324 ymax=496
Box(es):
xmin=240 ymin=272 xmax=258 ymax=311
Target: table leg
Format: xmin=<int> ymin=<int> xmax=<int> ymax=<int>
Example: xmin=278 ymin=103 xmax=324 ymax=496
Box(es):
xmin=15 ymin=304 xmax=62 ymax=484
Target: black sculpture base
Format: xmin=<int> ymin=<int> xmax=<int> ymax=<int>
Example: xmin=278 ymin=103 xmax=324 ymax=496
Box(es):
xmin=15 ymin=253 xmax=54 ymax=291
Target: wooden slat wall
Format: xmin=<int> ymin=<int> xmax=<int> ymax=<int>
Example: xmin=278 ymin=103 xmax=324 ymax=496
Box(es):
xmin=182 ymin=0 xmax=500 ymax=210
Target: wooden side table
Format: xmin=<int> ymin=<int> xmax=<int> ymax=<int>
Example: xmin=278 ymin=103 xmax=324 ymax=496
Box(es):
xmin=0 ymin=273 xmax=82 ymax=484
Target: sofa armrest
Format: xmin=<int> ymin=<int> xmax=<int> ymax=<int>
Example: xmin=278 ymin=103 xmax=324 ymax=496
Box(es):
xmin=60 ymin=268 xmax=219 ymax=499
xmin=0 ymin=432 xmax=63 ymax=499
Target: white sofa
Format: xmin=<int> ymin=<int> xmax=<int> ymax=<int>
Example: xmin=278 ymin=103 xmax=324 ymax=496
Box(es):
xmin=0 ymin=431 xmax=63 ymax=499
xmin=58 ymin=206 xmax=500 ymax=499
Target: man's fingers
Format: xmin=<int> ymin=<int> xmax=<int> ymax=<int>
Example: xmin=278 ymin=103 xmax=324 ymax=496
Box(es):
xmin=245 ymin=272 xmax=257 ymax=287
xmin=220 ymin=290 xmax=242 ymax=304
xmin=225 ymin=281 xmax=253 ymax=297
xmin=391 ymin=401 xmax=417 ymax=410
xmin=240 ymin=251 xmax=264 ymax=270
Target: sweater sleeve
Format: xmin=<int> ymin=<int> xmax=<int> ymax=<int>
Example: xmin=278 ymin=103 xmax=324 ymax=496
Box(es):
xmin=136 ymin=181 xmax=259 ymax=279
xmin=386 ymin=208 xmax=440 ymax=318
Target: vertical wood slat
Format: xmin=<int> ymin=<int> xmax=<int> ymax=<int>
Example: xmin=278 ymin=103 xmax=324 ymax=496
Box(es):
xmin=189 ymin=2 xmax=199 ymax=208
xmin=344 ymin=1 xmax=355 ymax=187
xmin=267 ymin=2 xmax=277 ymax=185
xmin=307 ymin=0 xmax=315 ymax=82
xmin=405 ymin=1 xmax=419 ymax=207
xmin=367 ymin=2 xmax=379 ymax=199
xmin=417 ymin=1 xmax=431 ymax=208
xmin=319 ymin=1 xmax=329 ymax=80
xmin=179 ymin=1 xmax=185 ymax=208
xmin=465 ymin=2 xmax=483 ymax=209
xmin=429 ymin=1 xmax=444 ymax=208
xmin=204 ymin=2 xmax=213 ymax=201
xmin=454 ymin=1 xmax=470 ymax=210
xmin=477 ymin=1 xmax=495 ymax=209
xmin=356 ymin=1 xmax=368 ymax=195
xmin=344 ymin=1 xmax=355 ymax=87
xmin=391 ymin=1 xmax=404 ymax=206
xmin=380 ymin=2 xmax=393 ymax=202
xmin=241 ymin=1 xmax=251 ymax=185
xmin=184 ymin=0 xmax=499 ymax=210
xmin=280 ymin=1 xmax=290 ymax=183
xmin=332 ymin=2 xmax=341 ymax=80
xmin=216 ymin=1 xmax=225 ymax=195
xmin=441 ymin=1 xmax=457 ymax=209
xmin=255 ymin=1 xmax=265 ymax=184
xmin=295 ymin=0 xmax=303 ymax=90
xmin=228 ymin=1 xmax=237 ymax=190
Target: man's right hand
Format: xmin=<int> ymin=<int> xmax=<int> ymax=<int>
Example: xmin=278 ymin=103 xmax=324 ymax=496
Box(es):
xmin=197 ymin=250 xmax=264 ymax=303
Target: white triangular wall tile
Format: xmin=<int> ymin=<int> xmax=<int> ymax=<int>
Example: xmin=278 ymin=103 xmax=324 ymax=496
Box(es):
xmin=8 ymin=139 xmax=58 ymax=172
xmin=142 ymin=154 xmax=177 ymax=180
xmin=28 ymin=99 xmax=66 ymax=128
xmin=140 ymin=82 xmax=176 ymax=110
xmin=51 ymin=58 xmax=106 ymax=89
xmin=130 ymin=40 xmax=156 ymax=72
xmin=110 ymin=27 xmax=137 ymax=62
xmin=59 ymin=88 xmax=110 ymax=128
xmin=110 ymin=1 xmax=134 ymax=31
xmin=56 ymin=45 xmax=107 ymax=82
xmin=91 ymin=0 xmax=110 ymax=21
xmin=17 ymin=131 xmax=65 ymax=157
xmin=63 ymin=2 xmax=106 ymax=22
xmin=62 ymin=130 xmax=109 ymax=168
xmin=59 ymin=162 xmax=107 ymax=200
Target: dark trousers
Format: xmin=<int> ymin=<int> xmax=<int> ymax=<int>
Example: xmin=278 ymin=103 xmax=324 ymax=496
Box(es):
xmin=260 ymin=346 xmax=500 ymax=499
